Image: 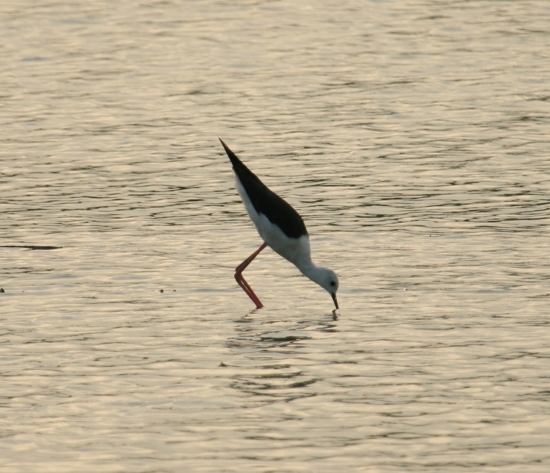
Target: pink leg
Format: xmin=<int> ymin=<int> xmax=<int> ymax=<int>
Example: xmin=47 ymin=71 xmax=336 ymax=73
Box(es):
xmin=235 ymin=242 xmax=267 ymax=308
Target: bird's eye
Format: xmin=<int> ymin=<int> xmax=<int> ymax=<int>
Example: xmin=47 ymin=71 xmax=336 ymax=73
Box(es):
xmin=330 ymin=281 xmax=336 ymax=287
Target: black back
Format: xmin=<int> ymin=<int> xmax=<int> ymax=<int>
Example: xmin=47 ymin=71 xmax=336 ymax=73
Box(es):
xmin=220 ymin=139 xmax=308 ymax=239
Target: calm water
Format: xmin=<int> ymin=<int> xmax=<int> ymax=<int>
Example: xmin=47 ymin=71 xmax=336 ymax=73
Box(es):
xmin=1 ymin=1 xmax=550 ymax=471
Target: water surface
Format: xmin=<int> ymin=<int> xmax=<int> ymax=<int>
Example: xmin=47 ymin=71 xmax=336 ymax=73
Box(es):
xmin=1 ymin=1 xmax=550 ymax=471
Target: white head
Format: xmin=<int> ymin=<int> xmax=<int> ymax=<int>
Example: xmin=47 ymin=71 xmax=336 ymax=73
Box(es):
xmin=306 ymin=266 xmax=339 ymax=309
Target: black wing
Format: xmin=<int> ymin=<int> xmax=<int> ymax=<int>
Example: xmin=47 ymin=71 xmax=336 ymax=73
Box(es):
xmin=220 ymin=139 xmax=308 ymax=239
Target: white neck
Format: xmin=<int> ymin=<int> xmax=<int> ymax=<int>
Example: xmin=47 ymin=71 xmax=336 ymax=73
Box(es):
xmin=297 ymin=260 xmax=328 ymax=287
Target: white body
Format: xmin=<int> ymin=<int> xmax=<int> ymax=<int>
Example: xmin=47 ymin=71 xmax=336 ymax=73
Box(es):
xmin=235 ymin=176 xmax=311 ymax=268
xmin=235 ymin=174 xmax=338 ymax=302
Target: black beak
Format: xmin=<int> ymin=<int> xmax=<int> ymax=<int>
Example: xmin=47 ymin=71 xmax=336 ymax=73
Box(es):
xmin=331 ymin=292 xmax=339 ymax=310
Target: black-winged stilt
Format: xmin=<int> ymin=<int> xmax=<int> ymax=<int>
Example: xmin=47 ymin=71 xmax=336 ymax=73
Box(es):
xmin=220 ymin=139 xmax=339 ymax=310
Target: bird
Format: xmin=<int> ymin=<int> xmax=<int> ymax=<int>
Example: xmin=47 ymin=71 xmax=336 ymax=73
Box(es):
xmin=220 ymin=138 xmax=339 ymax=310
